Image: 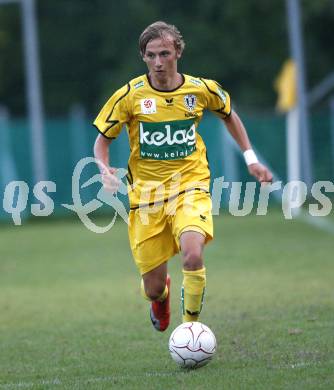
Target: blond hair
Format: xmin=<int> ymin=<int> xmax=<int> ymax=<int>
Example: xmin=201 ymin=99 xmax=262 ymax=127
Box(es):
xmin=139 ymin=21 xmax=185 ymax=57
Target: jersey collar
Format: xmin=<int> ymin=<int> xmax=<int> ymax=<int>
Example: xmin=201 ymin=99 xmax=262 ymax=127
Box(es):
xmin=145 ymin=73 xmax=185 ymax=93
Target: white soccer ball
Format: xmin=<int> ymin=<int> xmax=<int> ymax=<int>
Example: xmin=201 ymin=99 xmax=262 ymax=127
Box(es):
xmin=168 ymin=322 xmax=217 ymax=368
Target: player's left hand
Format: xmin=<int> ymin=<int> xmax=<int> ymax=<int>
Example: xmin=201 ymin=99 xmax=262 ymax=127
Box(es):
xmin=248 ymin=163 xmax=273 ymax=184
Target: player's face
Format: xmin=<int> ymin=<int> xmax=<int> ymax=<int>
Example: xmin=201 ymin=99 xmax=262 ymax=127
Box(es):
xmin=143 ymin=35 xmax=181 ymax=82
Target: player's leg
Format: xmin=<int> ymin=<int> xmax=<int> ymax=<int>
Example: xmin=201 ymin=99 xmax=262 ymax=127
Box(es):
xmin=132 ymin=236 xmax=173 ymax=332
xmin=128 ymin=208 xmax=176 ymax=331
xmin=171 ymin=190 xmax=213 ymax=323
xmin=179 ymin=230 xmax=206 ymax=322
xmin=141 ymin=261 xmax=171 ymax=332
xmin=141 ymin=261 xmax=168 ymax=301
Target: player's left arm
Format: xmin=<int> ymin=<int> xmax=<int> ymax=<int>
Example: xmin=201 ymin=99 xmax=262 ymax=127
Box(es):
xmin=223 ymin=110 xmax=273 ymax=183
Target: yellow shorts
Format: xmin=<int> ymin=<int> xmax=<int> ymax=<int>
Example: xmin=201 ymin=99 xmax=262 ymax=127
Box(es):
xmin=128 ymin=190 xmax=213 ymax=275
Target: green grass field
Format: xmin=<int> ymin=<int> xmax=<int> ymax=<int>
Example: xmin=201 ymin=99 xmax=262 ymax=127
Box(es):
xmin=0 ymin=212 xmax=333 ymax=389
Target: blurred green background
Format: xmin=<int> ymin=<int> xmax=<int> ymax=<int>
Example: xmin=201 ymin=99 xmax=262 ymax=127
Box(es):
xmin=0 ymin=0 xmax=333 ymax=221
xmin=0 ymin=3 xmax=333 ymax=387
xmin=1 ymin=0 xmax=333 ymax=114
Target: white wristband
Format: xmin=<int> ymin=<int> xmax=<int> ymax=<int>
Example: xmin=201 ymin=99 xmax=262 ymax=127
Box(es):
xmin=243 ymin=149 xmax=258 ymax=166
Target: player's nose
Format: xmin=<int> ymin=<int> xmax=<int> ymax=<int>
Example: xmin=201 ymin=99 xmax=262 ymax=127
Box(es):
xmin=154 ymin=56 xmax=162 ymax=67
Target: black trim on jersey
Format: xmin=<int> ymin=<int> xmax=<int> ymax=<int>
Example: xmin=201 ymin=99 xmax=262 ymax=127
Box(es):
xmin=200 ymin=78 xmax=231 ymax=117
xmin=126 ymin=165 xmax=133 ymax=185
xmin=200 ymin=78 xmax=222 ymax=99
xmin=213 ymin=80 xmax=224 ymax=89
xmin=146 ymin=73 xmax=185 ymax=93
xmin=213 ymin=108 xmax=231 ymax=118
xmin=102 ymin=83 xmax=131 ymax=135
xmin=129 ymin=187 xmax=210 ymax=210
xmin=93 ymin=124 xmax=116 ymax=140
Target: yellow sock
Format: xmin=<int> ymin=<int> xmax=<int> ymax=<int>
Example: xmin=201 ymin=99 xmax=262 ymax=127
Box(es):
xmin=181 ymin=267 xmax=206 ymax=322
xmin=140 ymin=279 xmax=168 ymax=302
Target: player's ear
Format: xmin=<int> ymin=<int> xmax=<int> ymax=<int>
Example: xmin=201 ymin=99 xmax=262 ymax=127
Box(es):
xmin=140 ymin=50 xmax=146 ymax=62
xmin=176 ymin=49 xmax=182 ymax=59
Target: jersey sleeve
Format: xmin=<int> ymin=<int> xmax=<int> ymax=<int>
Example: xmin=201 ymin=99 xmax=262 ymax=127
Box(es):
xmin=200 ymin=78 xmax=231 ymax=119
xmin=93 ymin=83 xmax=131 ymax=139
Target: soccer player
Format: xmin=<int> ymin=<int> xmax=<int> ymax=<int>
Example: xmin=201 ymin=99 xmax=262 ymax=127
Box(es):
xmin=93 ymin=21 xmax=272 ymax=331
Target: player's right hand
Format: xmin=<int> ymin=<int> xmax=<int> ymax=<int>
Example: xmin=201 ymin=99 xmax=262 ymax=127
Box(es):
xmin=101 ymin=167 xmax=120 ymax=193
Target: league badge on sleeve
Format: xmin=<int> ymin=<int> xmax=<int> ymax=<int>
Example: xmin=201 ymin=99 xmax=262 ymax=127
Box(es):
xmin=184 ymin=94 xmax=197 ymax=111
xmin=217 ymin=87 xmax=227 ymax=105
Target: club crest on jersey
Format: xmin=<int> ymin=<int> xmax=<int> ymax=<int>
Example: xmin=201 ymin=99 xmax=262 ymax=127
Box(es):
xmin=184 ymin=94 xmax=197 ymax=111
xmin=140 ymin=98 xmax=157 ymax=114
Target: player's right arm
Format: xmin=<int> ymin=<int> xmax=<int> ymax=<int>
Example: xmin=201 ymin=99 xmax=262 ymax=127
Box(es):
xmin=94 ymin=135 xmax=119 ymax=192
xmin=93 ymin=83 xmax=131 ymax=192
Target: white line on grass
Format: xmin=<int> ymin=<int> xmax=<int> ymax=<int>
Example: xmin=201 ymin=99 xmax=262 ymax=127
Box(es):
xmin=299 ymin=210 xmax=334 ymax=235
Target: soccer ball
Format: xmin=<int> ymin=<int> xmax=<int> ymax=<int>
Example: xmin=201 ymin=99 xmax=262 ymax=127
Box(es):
xmin=168 ymin=322 xmax=217 ymax=368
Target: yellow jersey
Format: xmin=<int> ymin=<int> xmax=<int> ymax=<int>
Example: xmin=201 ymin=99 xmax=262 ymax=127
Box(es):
xmin=93 ymin=73 xmax=231 ymax=208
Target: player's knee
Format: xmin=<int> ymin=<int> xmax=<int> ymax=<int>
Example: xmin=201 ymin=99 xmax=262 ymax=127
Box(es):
xmin=182 ymin=248 xmax=203 ymax=270
xmin=145 ymin=283 xmax=166 ymax=301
